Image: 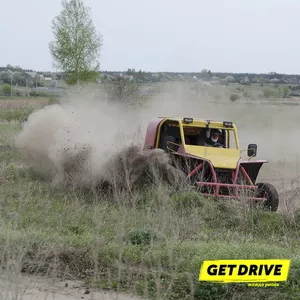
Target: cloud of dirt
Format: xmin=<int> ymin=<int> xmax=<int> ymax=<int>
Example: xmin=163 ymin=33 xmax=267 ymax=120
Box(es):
xmin=14 ymin=88 xmax=188 ymax=192
xmin=14 ymin=83 xmax=300 ymax=202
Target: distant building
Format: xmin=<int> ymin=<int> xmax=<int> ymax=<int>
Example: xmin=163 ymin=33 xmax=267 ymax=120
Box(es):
xmin=124 ymin=75 xmax=134 ymax=80
xmin=269 ymin=78 xmax=280 ymax=84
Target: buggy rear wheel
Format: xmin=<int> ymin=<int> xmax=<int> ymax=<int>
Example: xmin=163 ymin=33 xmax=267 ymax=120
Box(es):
xmin=255 ymin=182 xmax=279 ymax=212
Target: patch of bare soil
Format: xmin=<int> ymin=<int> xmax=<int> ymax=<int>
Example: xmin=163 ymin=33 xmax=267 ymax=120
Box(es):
xmin=0 ymin=98 xmax=49 ymax=109
xmin=0 ymin=274 xmax=145 ymax=300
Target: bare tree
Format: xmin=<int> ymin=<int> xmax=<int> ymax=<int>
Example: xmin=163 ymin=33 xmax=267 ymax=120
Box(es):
xmin=103 ymin=79 xmax=141 ymax=104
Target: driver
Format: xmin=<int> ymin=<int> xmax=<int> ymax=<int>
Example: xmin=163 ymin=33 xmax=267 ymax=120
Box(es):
xmin=205 ymin=128 xmax=224 ymax=148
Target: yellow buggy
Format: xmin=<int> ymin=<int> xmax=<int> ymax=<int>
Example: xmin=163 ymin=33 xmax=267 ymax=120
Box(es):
xmin=143 ymin=117 xmax=279 ymax=212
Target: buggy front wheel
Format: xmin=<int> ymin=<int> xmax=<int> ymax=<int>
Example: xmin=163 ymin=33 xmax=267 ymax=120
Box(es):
xmin=255 ymin=182 xmax=279 ymax=212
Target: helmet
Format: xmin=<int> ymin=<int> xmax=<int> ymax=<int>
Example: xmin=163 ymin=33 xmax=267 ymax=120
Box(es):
xmin=206 ymin=128 xmax=222 ymax=143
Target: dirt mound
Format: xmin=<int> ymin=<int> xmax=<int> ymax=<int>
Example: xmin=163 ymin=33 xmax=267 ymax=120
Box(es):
xmin=59 ymin=144 xmax=187 ymax=192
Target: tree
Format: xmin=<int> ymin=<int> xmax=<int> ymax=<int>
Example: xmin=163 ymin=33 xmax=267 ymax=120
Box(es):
xmin=49 ymin=0 xmax=103 ymax=84
xmin=127 ymin=68 xmax=136 ymax=75
xmin=103 ymin=79 xmax=141 ymax=104
xmin=282 ymin=86 xmax=290 ymax=98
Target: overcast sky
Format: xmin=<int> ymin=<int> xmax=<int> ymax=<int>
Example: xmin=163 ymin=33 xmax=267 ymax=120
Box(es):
xmin=1 ymin=0 xmax=300 ymax=73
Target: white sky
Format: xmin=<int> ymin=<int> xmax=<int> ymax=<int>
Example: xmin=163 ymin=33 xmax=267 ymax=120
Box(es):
xmin=1 ymin=0 xmax=300 ymax=73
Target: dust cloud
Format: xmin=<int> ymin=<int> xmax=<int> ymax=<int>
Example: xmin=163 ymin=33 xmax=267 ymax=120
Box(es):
xmin=14 ymin=83 xmax=300 ymax=208
xmin=14 ymin=89 xmax=187 ymax=192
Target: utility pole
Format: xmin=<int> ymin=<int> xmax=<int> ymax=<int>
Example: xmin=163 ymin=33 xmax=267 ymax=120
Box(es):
xmin=26 ymin=78 xmax=28 ymax=97
xmin=10 ymin=75 xmax=12 ymax=97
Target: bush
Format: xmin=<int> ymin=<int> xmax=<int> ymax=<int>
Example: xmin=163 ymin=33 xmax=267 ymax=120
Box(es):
xmin=243 ymin=91 xmax=251 ymax=98
xmin=29 ymin=90 xmax=38 ymax=97
xmin=282 ymin=86 xmax=290 ymax=98
xmin=289 ymin=85 xmax=300 ymax=91
xmin=263 ymin=88 xmax=278 ymax=98
xmin=125 ymin=229 xmax=156 ymax=246
xmin=290 ymin=92 xmax=300 ymax=97
xmin=48 ymin=97 xmax=60 ymax=105
xmin=15 ymin=90 xmax=24 ymax=97
xmin=103 ymin=79 xmax=141 ymax=103
xmin=2 ymin=84 xmax=13 ymax=96
xmin=230 ymin=93 xmax=239 ymax=101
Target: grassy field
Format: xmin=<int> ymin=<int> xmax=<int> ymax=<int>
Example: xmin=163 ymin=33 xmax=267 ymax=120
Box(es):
xmin=0 ymin=100 xmax=300 ymax=299
xmin=0 ymin=97 xmax=60 ymax=126
xmin=1 ymin=82 xmax=300 ymax=109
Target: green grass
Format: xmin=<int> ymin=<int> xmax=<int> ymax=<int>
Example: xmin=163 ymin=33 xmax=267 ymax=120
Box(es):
xmin=1 ymin=173 xmax=300 ymax=299
xmin=0 ymin=123 xmax=22 ymax=150
xmin=0 ymin=108 xmax=34 ymax=123
xmin=0 ymin=121 xmax=300 ymax=299
xmin=228 ymin=83 xmax=300 ymax=100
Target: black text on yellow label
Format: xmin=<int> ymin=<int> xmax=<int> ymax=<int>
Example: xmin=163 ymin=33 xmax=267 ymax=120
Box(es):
xmin=199 ymin=260 xmax=290 ymax=283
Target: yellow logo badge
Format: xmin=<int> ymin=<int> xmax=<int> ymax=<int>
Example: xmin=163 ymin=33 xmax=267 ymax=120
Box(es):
xmin=199 ymin=260 xmax=290 ymax=283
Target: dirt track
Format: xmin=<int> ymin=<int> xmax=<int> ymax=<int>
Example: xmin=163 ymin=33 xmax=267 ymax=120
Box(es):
xmin=0 ymin=274 xmax=144 ymax=300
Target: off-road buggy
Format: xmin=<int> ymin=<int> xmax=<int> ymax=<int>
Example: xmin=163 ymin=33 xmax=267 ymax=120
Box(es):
xmin=143 ymin=117 xmax=279 ymax=211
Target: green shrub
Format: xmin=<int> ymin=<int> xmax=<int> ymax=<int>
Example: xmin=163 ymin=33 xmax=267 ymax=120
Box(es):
xmin=48 ymin=97 xmax=60 ymax=105
xmin=125 ymin=229 xmax=156 ymax=246
xmin=29 ymin=90 xmax=38 ymax=97
xmin=243 ymin=91 xmax=251 ymax=98
xmin=2 ymin=84 xmax=13 ymax=96
xmin=15 ymin=90 xmax=24 ymax=97
xmin=230 ymin=93 xmax=239 ymax=101
xmin=263 ymin=88 xmax=278 ymax=98
xmin=282 ymin=86 xmax=290 ymax=98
